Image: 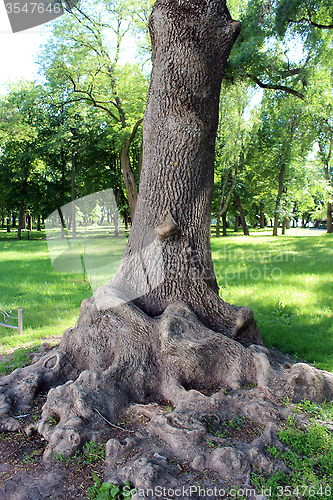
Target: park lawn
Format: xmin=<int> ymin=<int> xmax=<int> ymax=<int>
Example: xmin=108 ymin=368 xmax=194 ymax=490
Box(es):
xmin=211 ymin=227 xmax=333 ymax=371
xmin=0 ymin=226 xmax=332 ymax=372
xmin=0 ymin=225 xmax=127 ymax=353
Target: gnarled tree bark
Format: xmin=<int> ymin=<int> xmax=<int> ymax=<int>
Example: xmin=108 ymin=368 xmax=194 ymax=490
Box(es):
xmin=1 ymin=0 xmax=333 ymax=488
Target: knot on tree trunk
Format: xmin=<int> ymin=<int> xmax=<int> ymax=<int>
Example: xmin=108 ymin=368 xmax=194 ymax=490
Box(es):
xmin=154 ymin=212 xmax=181 ymax=240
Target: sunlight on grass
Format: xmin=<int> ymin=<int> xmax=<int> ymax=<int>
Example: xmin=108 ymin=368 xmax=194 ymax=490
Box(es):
xmin=0 ymin=225 xmax=127 ymax=353
xmin=0 ymin=226 xmax=332 ymax=371
xmin=211 ymin=228 xmax=333 ymax=371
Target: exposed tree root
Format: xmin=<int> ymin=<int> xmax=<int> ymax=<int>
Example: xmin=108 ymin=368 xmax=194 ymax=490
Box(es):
xmin=0 ymin=286 xmax=333 ymax=486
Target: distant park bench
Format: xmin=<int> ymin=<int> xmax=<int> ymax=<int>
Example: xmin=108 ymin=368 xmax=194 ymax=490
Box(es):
xmin=0 ymin=309 xmax=23 ymax=335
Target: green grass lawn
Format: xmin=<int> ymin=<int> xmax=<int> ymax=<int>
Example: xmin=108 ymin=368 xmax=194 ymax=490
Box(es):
xmin=211 ymin=227 xmax=333 ymax=371
xmin=0 ymin=225 xmax=332 ymax=372
xmin=0 ymin=225 xmax=127 ymax=352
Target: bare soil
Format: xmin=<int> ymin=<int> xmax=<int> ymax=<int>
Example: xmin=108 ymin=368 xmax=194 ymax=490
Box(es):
xmin=0 ymin=385 xmax=266 ymax=499
xmin=0 ymin=391 xmax=105 ymax=499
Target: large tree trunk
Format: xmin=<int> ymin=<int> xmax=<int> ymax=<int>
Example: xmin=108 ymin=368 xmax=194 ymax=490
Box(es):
xmin=110 ymin=0 xmax=258 ymax=339
xmin=2 ymin=1 xmax=333 ymax=486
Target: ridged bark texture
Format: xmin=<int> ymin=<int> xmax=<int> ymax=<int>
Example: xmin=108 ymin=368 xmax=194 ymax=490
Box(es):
xmin=111 ymin=0 xmax=261 ymax=345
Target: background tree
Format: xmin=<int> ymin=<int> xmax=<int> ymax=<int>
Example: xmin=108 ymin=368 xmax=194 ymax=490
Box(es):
xmin=38 ymin=0 xmax=148 ymax=219
xmin=306 ymin=67 xmax=333 ymax=232
xmin=245 ymin=91 xmax=314 ymax=235
xmin=0 ymin=82 xmax=48 ymax=239
xmin=213 ymin=81 xmax=257 ymax=236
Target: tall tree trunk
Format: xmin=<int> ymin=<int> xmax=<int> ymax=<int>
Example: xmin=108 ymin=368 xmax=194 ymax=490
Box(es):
xmin=216 ymin=214 xmax=220 ymax=237
xmin=234 ymin=195 xmax=249 ymax=235
xmin=120 ymin=119 xmax=143 ymax=221
xmin=273 ymin=164 xmax=285 ymax=236
xmin=273 ymin=115 xmax=297 ymax=236
xmin=281 ymin=218 xmax=286 ymax=235
xmin=319 ymin=138 xmax=332 ymax=234
xmin=327 ymin=202 xmax=332 ymax=233
xmin=71 ymin=149 xmax=76 ymax=239
xmin=113 ymin=191 xmax=120 ymax=237
xmin=259 ymin=201 xmax=265 ymax=228
xmin=234 ymin=215 xmax=239 ymax=232
xmin=17 ymin=204 xmax=25 ymax=241
xmin=37 ymin=214 xmax=41 ymax=231
xmin=6 ymin=217 xmax=11 ymax=233
xmin=273 ymin=218 xmax=279 ymax=235
xmin=17 ymin=178 xmax=28 ymax=241
xmin=216 ymin=165 xmax=237 ymax=238
xmin=222 ymin=213 xmax=227 ymax=237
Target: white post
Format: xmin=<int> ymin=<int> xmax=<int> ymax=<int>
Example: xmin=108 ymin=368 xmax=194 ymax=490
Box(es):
xmin=18 ymin=309 xmax=23 ymax=335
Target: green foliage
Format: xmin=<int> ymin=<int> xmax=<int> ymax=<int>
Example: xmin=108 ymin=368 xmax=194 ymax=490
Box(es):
xmin=226 ymin=0 xmax=333 ymax=101
xmin=252 ymin=408 xmax=333 ymax=499
xmin=87 ymin=476 xmax=136 ymax=500
xmin=53 ymin=440 xmax=105 ymax=464
xmin=295 ymin=399 xmax=333 ymax=420
xmin=206 ymin=437 xmax=216 ymax=449
xmin=0 ymin=347 xmax=34 ymax=375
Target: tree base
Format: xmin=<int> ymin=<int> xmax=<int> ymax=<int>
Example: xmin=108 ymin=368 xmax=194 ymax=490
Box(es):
xmin=1 ymin=287 xmax=333 ymax=485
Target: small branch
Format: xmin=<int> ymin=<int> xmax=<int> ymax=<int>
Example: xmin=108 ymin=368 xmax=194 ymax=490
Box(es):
xmin=276 ymin=68 xmax=301 ymax=78
xmin=67 ymin=75 xmax=120 ymax=122
xmin=247 ymin=75 xmax=305 ymax=100
xmin=128 ymin=118 xmax=144 ymax=147
xmin=94 ymin=408 xmax=135 ymax=433
xmin=287 ymin=17 xmax=333 ymax=29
